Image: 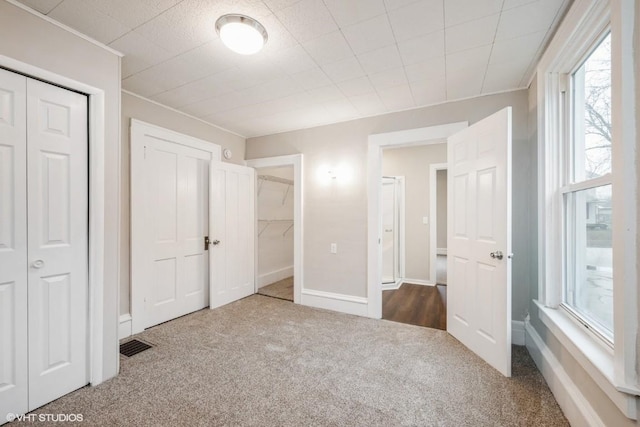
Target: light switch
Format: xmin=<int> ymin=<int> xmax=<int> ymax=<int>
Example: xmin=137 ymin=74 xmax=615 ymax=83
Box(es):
xmin=423 ymin=216 xmax=429 ymax=225
xmin=330 ymin=243 xmax=337 ymax=254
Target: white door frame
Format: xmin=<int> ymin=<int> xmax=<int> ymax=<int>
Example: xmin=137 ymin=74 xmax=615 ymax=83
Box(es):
xmin=367 ymin=122 xmax=467 ymax=319
xmin=245 ymin=154 xmax=303 ymax=304
xmin=0 ymin=55 xmax=108 ymax=385
xmin=429 ymin=163 xmax=448 ymax=283
xmin=130 ymin=119 xmax=221 ymax=334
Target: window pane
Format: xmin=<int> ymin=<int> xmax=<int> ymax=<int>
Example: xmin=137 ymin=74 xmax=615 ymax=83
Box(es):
xmin=565 ymin=185 xmax=613 ymax=339
xmin=572 ymin=33 xmax=611 ymax=182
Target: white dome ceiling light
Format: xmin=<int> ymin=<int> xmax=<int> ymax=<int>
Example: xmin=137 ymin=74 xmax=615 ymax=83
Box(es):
xmin=215 ymin=14 xmax=268 ymax=55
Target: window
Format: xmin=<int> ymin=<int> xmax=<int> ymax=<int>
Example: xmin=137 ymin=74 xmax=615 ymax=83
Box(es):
xmin=561 ymin=33 xmax=613 ymax=343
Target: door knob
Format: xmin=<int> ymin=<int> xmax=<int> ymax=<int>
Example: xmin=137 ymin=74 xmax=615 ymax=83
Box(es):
xmin=31 ymin=259 xmax=45 ymax=269
xmin=490 ymin=251 xmax=504 ymax=260
xmin=212 ymin=240 xmax=220 ymax=246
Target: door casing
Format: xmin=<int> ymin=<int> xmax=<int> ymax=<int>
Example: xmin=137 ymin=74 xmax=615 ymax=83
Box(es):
xmin=0 ymin=54 xmax=109 ymax=386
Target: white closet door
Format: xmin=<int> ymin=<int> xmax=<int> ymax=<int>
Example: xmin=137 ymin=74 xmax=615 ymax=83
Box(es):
xmin=210 ymin=162 xmax=255 ymax=309
xmin=26 ymin=79 xmax=89 ymax=409
xmin=143 ymin=138 xmax=210 ymax=329
xmin=0 ymin=69 xmax=28 ymax=421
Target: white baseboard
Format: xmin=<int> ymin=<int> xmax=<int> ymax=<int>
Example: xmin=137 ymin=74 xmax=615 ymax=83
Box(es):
xmin=512 ymin=320 xmax=525 ymax=346
xmin=258 ymin=266 xmax=293 ymax=288
xmin=402 ymin=278 xmax=436 ymax=286
xmin=525 ymin=319 xmax=605 ymax=427
xmin=436 ymin=248 xmax=447 ymax=255
xmin=119 ymin=314 xmax=132 ymax=340
xmin=381 ymin=279 xmax=402 ymax=290
xmin=300 ymin=288 xmax=368 ymax=317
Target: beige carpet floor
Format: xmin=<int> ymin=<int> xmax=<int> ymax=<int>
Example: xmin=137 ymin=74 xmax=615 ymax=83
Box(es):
xmin=257 ymin=276 xmax=293 ymax=301
xmin=19 ymin=296 xmax=567 ymax=426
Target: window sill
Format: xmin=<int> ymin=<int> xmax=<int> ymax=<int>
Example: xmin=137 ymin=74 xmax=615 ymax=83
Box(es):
xmin=534 ymin=300 xmax=639 ymax=419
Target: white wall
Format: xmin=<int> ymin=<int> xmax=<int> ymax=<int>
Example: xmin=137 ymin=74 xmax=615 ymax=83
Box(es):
xmin=246 ymin=90 xmax=533 ymax=321
xmin=120 ymin=92 xmax=246 ymax=317
xmin=257 ymin=166 xmax=294 ymax=287
xmin=382 ymin=143 xmax=447 ymax=282
xmin=0 ymin=1 xmax=121 ymax=380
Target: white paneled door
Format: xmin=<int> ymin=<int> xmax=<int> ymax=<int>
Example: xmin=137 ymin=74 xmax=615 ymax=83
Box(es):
xmin=0 ymin=69 xmax=89 ymax=422
xmin=210 ymin=162 xmax=255 ymax=309
xmin=133 ymin=133 xmax=211 ymax=330
xmin=447 ymin=107 xmax=512 ymax=377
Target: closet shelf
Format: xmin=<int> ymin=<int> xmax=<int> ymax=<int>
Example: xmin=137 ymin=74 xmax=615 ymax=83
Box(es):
xmin=258 ymin=174 xmax=293 ymax=185
xmin=258 ymin=219 xmax=294 ymax=237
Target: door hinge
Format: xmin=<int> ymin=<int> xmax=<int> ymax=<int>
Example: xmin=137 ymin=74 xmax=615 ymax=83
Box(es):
xmin=204 ymin=236 xmax=210 ymax=251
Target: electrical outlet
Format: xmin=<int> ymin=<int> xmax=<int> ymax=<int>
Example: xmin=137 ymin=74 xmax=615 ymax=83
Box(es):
xmin=423 ymin=216 xmax=429 ymax=225
xmin=330 ymin=243 xmax=337 ymax=254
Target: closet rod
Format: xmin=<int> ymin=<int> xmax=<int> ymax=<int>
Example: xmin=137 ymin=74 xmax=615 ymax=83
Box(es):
xmin=257 ymin=174 xmax=293 ymax=185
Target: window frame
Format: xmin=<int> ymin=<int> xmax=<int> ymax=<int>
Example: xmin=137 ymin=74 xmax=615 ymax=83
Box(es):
xmin=536 ymin=0 xmax=639 ymax=418
xmin=559 ymin=30 xmax=614 ymax=344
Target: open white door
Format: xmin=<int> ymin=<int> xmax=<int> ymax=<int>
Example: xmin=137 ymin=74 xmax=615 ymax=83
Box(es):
xmin=447 ymin=107 xmax=512 ymax=377
xmin=210 ymin=162 xmax=255 ymax=308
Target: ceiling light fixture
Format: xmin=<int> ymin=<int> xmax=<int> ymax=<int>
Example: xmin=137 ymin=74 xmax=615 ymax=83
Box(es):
xmin=215 ymin=14 xmax=268 ymax=55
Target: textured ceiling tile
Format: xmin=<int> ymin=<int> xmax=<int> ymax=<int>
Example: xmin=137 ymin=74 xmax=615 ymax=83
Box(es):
xmin=446 ymin=69 xmax=484 ymax=100
xmin=495 ymin=0 xmax=564 ymax=41
xmin=482 ymin=57 xmax=531 ymax=93
xmin=383 ymin=0 xmax=423 ymax=12
xmin=323 ymin=0 xmax=386 ymax=28
xmin=342 ymin=14 xmax=395 ymax=55
xmin=444 ymin=0 xmax=503 ymax=27
xmin=274 ymin=0 xmax=338 ymax=42
xmin=322 ymin=98 xmax=359 ymax=121
xmin=357 ymin=45 xmax=403 ymax=75
xmin=303 ymin=31 xmax=354 ymax=65
xmin=404 ymin=57 xmax=446 ymax=83
xmin=377 ymin=84 xmax=415 ymax=110
xmin=290 ymin=68 xmax=332 ymax=90
xmin=489 ymin=31 xmax=545 ymax=64
xmin=109 ymin=31 xmax=174 ymax=77
xmin=256 ymin=13 xmax=298 ymax=54
xmin=397 ymin=30 xmax=445 ymax=65
xmin=445 ymin=13 xmax=500 ymax=54
xmin=262 ymin=0 xmax=303 ymax=12
xmin=269 ymin=44 xmax=317 ymax=74
xmin=336 ymin=76 xmax=374 ymax=97
xmin=388 ymin=0 xmax=444 ymax=42
xmin=410 ymin=79 xmax=447 ymax=106
xmin=306 ymin=85 xmax=345 ymax=103
xmin=502 ymin=0 xmax=538 ymax=9
xmin=18 ymin=0 xmax=63 ymax=14
xmin=133 ymin=0 xmax=217 ymax=56
xmin=348 ymin=92 xmax=386 ymax=115
xmin=82 ymin=0 xmax=182 ymax=30
xmin=369 ymin=67 xmax=408 ymax=90
xmin=446 ymin=44 xmax=492 ymax=74
xmin=151 ymin=73 xmax=236 ymax=108
xmin=321 ymin=57 xmax=366 ymax=83
xmin=122 ymin=74 xmax=166 ymax=98
xmin=47 ymin=0 xmax=131 ymax=44
xmin=182 ymin=91 xmax=249 ymax=117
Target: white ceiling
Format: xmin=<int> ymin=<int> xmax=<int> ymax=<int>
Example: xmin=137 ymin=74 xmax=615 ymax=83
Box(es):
xmin=18 ymin=0 xmax=569 ymax=137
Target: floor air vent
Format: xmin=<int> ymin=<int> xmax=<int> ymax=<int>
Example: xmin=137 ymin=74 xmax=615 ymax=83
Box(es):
xmin=120 ymin=339 xmax=153 ymax=357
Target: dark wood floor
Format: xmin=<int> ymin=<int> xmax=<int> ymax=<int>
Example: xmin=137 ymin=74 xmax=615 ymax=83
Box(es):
xmin=382 ymin=283 xmax=447 ymax=330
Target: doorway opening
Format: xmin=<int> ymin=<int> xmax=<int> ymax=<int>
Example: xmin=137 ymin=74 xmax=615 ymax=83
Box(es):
xmin=381 ymin=176 xmax=404 ymax=289
xmin=255 ymin=166 xmax=294 ymax=302
xmin=380 ymin=143 xmax=447 ymax=329
xmin=246 ymin=154 xmax=303 ymax=304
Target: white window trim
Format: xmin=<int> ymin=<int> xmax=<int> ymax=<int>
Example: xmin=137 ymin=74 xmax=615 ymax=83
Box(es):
xmin=537 ymin=0 xmax=639 ymax=418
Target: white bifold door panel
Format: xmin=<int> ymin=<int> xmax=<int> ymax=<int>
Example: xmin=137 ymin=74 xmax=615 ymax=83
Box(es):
xmin=447 ymin=107 xmax=512 ymax=377
xmin=131 ymin=125 xmax=211 ymax=332
xmin=0 ymin=69 xmax=89 ymax=422
xmin=210 ymin=162 xmax=255 ymax=309
xmin=0 ymin=67 xmax=29 ymax=421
